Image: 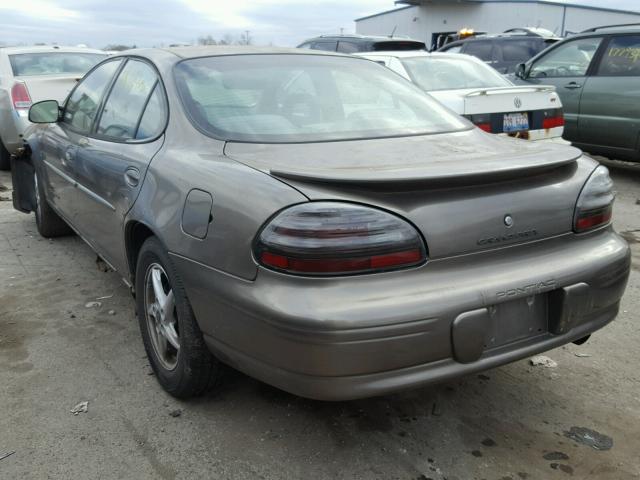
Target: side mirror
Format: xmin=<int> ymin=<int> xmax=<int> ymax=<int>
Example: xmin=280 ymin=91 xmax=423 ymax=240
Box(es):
xmin=29 ymin=100 xmax=60 ymax=124
xmin=515 ymin=63 xmax=527 ymax=79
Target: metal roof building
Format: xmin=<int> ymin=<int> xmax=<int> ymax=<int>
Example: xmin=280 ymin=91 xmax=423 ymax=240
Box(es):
xmin=355 ymin=1 xmax=640 ymax=49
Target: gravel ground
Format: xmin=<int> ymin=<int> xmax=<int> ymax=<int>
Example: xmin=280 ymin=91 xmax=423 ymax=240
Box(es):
xmin=0 ymin=159 xmax=639 ymax=480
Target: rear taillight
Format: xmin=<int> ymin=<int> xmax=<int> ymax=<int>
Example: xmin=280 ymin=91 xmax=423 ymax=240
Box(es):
xmin=255 ymin=202 xmax=427 ymax=276
xmin=574 ymin=165 xmax=615 ymax=233
xmin=11 ymin=82 xmax=32 ymax=110
xmin=542 ymin=108 xmax=565 ymax=129
xmin=465 ymin=113 xmax=492 ymax=133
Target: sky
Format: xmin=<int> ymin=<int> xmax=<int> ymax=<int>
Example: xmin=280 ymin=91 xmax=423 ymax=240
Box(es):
xmin=0 ymin=0 xmax=638 ymax=49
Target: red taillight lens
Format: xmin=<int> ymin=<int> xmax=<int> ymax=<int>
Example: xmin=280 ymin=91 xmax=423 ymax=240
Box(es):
xmin=573 ymin=166 xmax=615 ymax=233
xmin=542 ymin=108 xmax=565 ymax=129
xmin=255 ymin=202 xmax=427 ymax=276
xmin=465 ymin=114 xmax=492 ymax=133
xmin=11 ymin=82 xmax=32 ymax=110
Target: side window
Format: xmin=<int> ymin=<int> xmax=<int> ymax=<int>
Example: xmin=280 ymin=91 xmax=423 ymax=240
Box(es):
xmin=298 ymin=42 xmax=312 ymax=49
xmin=462 ymin=41 xmax=494 ymax=62
xmin=337 ymin=41 xmax=360 ymax=54
xmin=136 ymin=85 xmax=167 ymax=140
xmin=501 ymin=40 xmax=539 ymax=63
xmin=443 ymin=45 xmax=462 ymax=54
xmin=96 ymin=59 xmax=159 ymax=140
xmin=597 ymin=35 xmax=640 ymax=77
xmin=310 ymin=41 xmax=338 ymax=52
xmin=63 ymin=59 xmax=122 ymax=134
xmin=530 ymin=37 xmax=603 ymax=78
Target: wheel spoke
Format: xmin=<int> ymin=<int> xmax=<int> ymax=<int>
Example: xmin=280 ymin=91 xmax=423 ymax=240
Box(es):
xmin=151 ymin=268 xmax=167 ymax=308
xmin=163 ymin=323 xmax=180 ymax=350
xmin=161 ymin=290 xmax=175 ymax=319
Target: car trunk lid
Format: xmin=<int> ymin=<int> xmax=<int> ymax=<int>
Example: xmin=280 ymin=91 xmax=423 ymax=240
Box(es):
xmin=225 ymin=128 xmax=591 ymax=259
xmin=16 ymin=75 xmax=83 ymax=104
xmin=429 ymin=85 xmax=563 ymax=138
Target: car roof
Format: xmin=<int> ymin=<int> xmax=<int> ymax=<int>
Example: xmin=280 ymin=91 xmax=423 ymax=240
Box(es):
xmin=573 ymin=26 xmax=640 ymax=36
xmin=160 ymin=45 xmax=346 ymax=59
xmin=0 ymin=45 xmax=107 ymax=55
xmin=359 ymin=51 xmax=486 ymax=64
xmin=305 ymin=34 xmax=422 ymax=42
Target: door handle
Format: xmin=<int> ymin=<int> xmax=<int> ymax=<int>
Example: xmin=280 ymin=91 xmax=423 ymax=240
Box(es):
xmin=124 ymin=167 xmax=141 ymax=187
xmin=564 ymin=82 xmax=582 ymax=89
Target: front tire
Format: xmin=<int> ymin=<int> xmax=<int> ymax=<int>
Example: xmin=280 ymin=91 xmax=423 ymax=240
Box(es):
xmin=136 ymin=237 xmax=223 ymax=398
xmin=34 ymin=169 xmax=73 ymax=238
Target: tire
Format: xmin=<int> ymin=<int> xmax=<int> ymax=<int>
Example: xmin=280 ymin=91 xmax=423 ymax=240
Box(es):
xmin=0 ymin=141 xmax=10 ymax=171
xmin=34 ymin=168 xmax=73 ymax=238
xmin=136 ymin=236 xmax=223 ymax=398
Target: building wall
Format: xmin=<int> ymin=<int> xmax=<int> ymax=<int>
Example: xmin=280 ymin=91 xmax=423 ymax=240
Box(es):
xmin=356 ymin=2 xmax=640 ymax=45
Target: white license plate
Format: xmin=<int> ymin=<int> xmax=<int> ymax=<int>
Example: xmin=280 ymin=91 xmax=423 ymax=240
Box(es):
xmin=503 ymin=112 xmax=529 ymax=133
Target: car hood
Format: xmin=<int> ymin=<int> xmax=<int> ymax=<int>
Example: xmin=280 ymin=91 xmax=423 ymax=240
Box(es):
xmin=225 ymin=129 xmax=593 ymax=260
xmin=224 ymin=128 xmax=580 ymax=185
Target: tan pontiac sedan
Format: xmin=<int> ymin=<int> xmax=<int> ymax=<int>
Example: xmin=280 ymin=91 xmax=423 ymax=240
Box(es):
xmin=10 ymin=47 xmax=630 ymax=400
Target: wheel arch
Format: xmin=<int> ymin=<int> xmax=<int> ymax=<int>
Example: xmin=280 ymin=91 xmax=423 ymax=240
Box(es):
xmin=124 ymin=220 xmax=162 ymax=287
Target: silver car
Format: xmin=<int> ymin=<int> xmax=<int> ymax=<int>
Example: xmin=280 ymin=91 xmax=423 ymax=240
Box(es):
xmin=0 ymin=46 xmax=107 ymax=170
xmin=11 ymin=47 xmax=630 ymax=400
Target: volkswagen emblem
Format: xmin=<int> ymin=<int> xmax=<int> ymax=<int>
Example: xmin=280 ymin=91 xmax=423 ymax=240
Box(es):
xmin=514 ymin=97 xmax=522 ymax=109
xmin=504 ymin=215 xmax=514 ymax=228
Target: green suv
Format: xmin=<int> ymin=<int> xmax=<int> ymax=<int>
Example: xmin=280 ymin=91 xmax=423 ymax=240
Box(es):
xmin=515 ymin=24 xmax=640 ymax=162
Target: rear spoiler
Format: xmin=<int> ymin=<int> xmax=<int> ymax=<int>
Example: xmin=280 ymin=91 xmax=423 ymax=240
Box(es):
xmin=464 ymin=85 xmax=557 ymax=97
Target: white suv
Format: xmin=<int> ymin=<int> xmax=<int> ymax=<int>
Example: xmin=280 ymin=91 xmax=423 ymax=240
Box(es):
xmin=0 ymin=46 xmax=107 ymax=170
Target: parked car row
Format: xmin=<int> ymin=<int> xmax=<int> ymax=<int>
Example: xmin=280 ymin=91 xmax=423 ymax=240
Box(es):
xmin=358 ymin=51 xmax=566 ymax=142
xmin=0 ymin=45 xmax=108 ymax=170
xmin=9 ymin=45 xmax=630 ymax=401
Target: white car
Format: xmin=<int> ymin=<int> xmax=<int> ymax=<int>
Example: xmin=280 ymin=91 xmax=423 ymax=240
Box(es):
xmin=358 ymin=51 xmax=566 ymax=143
xmin=0 ymin=46 xmax=107 ymax=170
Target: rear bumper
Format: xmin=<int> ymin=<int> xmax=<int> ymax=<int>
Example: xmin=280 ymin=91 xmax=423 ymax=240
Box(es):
xmin=172 ymin=228 xmax=630 ymax=401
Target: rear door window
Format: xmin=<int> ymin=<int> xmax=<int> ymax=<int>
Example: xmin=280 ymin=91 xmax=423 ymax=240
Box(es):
xmin=96 ymin=60 xmax=160 ymax=140
xmin=596 ymin=35 xmax=640 ymax=76
xmin=337 ymin=41 xmax=361 ymax=53
xmin=462 ymin=41 xmax=495 ymax=62
xmin=501 ymin=39 xmax=540 ymax=63
xmin=310 ymin=41 xmax=338 ymax=52
xmin=63 ymin=59 xmax=122 ymax=134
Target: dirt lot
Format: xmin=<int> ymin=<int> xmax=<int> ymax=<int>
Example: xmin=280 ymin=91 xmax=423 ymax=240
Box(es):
xmin=1 ymin=160 xmax=639 ymax=480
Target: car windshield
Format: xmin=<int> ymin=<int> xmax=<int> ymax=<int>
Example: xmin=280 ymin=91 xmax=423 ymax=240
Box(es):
xmin=174 ymin=54 xmax=468 ymax=143
xmin=400 ymin=55 xmax=512 ymax=91
xmin=9 ymin=52 xmax=107 ymax=77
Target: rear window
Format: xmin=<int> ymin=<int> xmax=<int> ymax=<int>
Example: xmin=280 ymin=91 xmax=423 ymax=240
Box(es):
xmin=401 ymin=56 xmax=512 ymax=91
xmin=373 ymin=41 xmax=426 ymax=51
xmin=597 ymin=35 xmax=640 ymax=76
xmin=9 ymin=52 xmax=106 ymax=77
xmin=463 ymin=41 xmax=494 ymax=61
xmin=174 ymin=54 xmax=468 ymax=143
xmin=501 ymin=39 xmax=541 ymax=62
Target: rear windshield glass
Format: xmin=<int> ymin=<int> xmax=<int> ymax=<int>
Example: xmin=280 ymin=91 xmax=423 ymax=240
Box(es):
xmin=400 ymin=56 xmax=512 ymax=91
xmin=9 ymin=53 xmax=106 ymax=77
xmin=174 ymin=54 xmax=468 ymax=143
xmin=373 ymin=41 xmax=426 ymax=51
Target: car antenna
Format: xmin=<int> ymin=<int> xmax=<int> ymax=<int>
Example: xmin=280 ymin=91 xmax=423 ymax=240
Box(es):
xmin=389 ymin=26 xmax=397 ymax=38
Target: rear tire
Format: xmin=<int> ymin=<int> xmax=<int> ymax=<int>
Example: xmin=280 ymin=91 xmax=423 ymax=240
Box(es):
xmin=0 ymin=141 xmax=10 ymax=171
xmin=34 ymin=168 xmax=73 ymax=238
xmin=136 ymin=236 xmax=223 ymax=398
